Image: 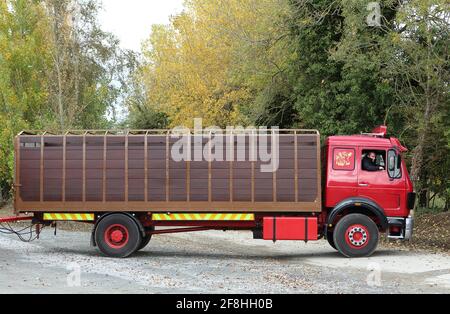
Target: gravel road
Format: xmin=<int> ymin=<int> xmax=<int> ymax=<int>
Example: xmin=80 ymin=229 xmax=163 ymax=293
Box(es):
xmin=0 ymin=228 xmax=449 ymax=294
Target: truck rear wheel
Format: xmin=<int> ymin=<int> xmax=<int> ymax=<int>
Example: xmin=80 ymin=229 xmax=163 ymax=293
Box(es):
xmin=137 ymin=228 xmax=154 ymax=251
xmin=95 ymin=214 xmax=142 ymax=258
xmin=333 ymin=214 xmax=379 ymax=258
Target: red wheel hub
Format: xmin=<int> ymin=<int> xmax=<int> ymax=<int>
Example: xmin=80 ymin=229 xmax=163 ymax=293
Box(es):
xmin=104 ymin=224 xmax=129 ymax=249
xmin=111 ymin=230 xmax=124 ymax=242
xmin=345 ymin=224 xmax=370 ymax=249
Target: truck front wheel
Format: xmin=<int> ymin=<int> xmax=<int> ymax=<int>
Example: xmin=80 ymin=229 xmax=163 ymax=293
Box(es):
xmin=333 ymin=214 xmax=379 ymax=258
xmin=95 ymin=214 xmax=142 ymax=258
xmin=326 ymin=231 xmax=337 ymax=250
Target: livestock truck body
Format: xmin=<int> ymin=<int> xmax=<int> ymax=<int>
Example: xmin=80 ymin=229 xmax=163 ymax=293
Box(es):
xmin=9 ymin=126 xmax=415 ymax=258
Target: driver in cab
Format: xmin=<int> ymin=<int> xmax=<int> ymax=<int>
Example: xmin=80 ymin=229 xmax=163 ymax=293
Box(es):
xmin=362 ymin=151 xmax=385 ymax=171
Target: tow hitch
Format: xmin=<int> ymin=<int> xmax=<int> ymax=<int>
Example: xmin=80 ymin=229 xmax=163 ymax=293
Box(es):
xmin=0 ymin=215 xmax=44 ymax=242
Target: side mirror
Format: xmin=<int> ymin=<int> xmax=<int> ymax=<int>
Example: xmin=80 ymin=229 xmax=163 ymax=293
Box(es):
xmin=387 ymin=149 xmax=402 ymax=179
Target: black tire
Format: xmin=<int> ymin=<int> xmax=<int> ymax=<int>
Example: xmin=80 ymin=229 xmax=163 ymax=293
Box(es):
xmin=333 ymin=214 xmax=379 ymax=258
xmin=95 ymin=214 xmax=142 ymax=258
xmin=326 ymin=231 xmax=337 ymax=250
xmin=137 ymin=229 xmax=153 ymax=251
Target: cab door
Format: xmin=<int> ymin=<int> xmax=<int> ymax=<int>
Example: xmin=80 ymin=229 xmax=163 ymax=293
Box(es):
xmin=357 ymin=147 xmax=405 ymax=214
xmin=325 ymin=146 xmax=359 ymax=207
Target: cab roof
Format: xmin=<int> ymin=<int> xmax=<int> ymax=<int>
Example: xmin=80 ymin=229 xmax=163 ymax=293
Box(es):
xmin=324 ymin=126 xmax=407 ymax=152
xmin=325 ymin=135 xmax=407 ymax=152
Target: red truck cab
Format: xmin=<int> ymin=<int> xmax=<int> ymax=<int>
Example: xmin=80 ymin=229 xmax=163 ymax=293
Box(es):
xmin=323 ymin=126 xmax=415 ymax=247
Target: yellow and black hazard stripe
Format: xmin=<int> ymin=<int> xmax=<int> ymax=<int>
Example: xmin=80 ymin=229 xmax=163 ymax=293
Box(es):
xmin=152 ymin=213 xmax=254 ymax=221
xmin=43 ymin=213 xmax=95 ymax=221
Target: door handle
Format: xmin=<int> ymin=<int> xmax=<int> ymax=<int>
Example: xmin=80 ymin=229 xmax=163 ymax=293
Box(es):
xmin=359 ymin=183 xmax=369 ymax=187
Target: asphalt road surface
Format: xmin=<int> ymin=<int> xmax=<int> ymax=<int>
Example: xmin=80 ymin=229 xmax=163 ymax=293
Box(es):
xmin=0 ymin=228 xmax=449 ymax=293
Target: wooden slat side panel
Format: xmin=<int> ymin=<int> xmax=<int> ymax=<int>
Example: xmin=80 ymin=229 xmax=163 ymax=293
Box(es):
xmin=190 ymin=161 xmax=208 ymax=201
xmin=43 ymin=137 xmax=63 ymax=201
xmin=128 ymin=136 xmax=145 ymax=201
xmin=106 ymin=136 xmax=125 ymax=201
xmin=233 ymin=135 xmax=251 ymax=202
xmin=168 ymin=135 xmax=187 ymax=201
xmin=65 ymin=136 xmax=83 ymax=201
xmin=148 ymin=136 xmax=166 ymax=201
xmin=19 ymin=136 xmax=41 ymax=201
xmin=85 ymin=137 xmax=103 ymax=201
xmin=297 ymin=134 xmax=319 ymax=202
xmin=169 ymin=162 xmax=187 ymax=201
xmin=189 ymin=137 xmax=208 ymax=201
xmin=276 ymin=137 xmax=296 ymax=202
xmin=16 ymin=133 xmax=321 ymax=212
xmin=211 ymin=161 xmax=229 ymax=201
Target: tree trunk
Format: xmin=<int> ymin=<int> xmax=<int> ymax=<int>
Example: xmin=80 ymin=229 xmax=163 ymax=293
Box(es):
xmin=56 ymin=60 xmax=65 ymax=131
xmin=410 ymin=100 xmax=431 ymax=184
xmin=418 ymin=189 xmax=428 ymax=208
xmin=410 ymin=26 xmax=435 ymax=202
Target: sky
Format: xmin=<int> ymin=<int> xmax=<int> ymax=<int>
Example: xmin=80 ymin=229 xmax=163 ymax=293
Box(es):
xmin=99 ymin=0 xmax=184 ymax=52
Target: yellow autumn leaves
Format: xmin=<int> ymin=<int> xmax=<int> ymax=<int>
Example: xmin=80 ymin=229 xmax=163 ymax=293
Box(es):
xmin=139 ymin=0 xmax=290 ymax=128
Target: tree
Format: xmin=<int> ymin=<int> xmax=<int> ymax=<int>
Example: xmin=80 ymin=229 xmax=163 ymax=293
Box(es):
xmin=0 ymin=0 xmax=137 ymax=198
xmin=43 ymin=0 xmax=139 ymax=131
xmin=0 ymin=0 xmax=51 ymax=198
xmin=139 ymin=0 xmax=291 ymax=128
xmin=383 ymin=0 xmax=449 ymax=204
xmin=124 ymin=67 xmax=169 ymax=129
xmin=279 ymin=0 xmax=403 ymax=135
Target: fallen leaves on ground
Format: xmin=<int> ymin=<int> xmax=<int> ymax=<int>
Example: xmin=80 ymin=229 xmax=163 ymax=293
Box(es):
xmin=383 ymin=212 xmax=450 ymax=254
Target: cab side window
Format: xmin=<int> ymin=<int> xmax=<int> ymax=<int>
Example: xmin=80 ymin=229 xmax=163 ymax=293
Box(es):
xmin=361 ymin=150 xmax=386 ymax=172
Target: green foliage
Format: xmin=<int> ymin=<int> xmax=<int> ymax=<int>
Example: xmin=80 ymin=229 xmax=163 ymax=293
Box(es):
xmin=0 ymin=0 xmax=50 ymax=198
xmin=282 ymin=0 xmax=398 ymax=135
xmin=124 ymin=70 xmax=169 ymax=129
xmin=379 ymin=0 xmax=449 ymax=210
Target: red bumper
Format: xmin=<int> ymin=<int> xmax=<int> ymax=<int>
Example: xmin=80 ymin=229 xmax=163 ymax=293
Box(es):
xmin=0 ymin=216 xmax=33 ymax=223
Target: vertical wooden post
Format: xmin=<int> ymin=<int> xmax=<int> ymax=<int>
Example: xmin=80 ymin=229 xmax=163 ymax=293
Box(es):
xmin=294 ymin=131 xmax=298 ymax=202
xmin=103 ymin=131 xmax=107 ymax=203
xmin=272 ymin=129 xmax=277 ymax=202
xmin=125 ymin=131 xmax=129 ymax=203
xmin=208 ymin=130 xmax=212 ymax=202
xmin=144 ymin=131 xmax=149 ymax=203
xmin=14 ymin=136 xmax=21 ymax=214
xmin=62 ymin=134 xmax=67 ymax=202
xmin=82 ymin=132 xmax=86 ymax=204
xmin=40 ymin=134 xmax=44 ymax=202
xmin=186 ymin=133 xmax=191 ymax=202
xmin=166 ymin=131 xmax=170 ymax=202
xmin=251 ymin=130 xmax=255 ymax=203
xmin=229 ymin=130 xmax=233 ymax=202
xmin=316 ymin=132 xmax=322 ymax=204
